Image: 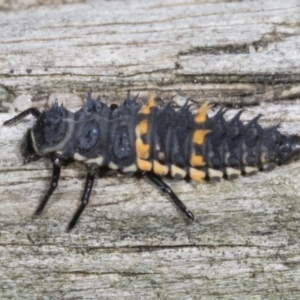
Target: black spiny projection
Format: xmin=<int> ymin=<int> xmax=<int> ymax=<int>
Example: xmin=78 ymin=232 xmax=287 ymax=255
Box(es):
xmin=4 ymin=92 xmax=300 ymax=229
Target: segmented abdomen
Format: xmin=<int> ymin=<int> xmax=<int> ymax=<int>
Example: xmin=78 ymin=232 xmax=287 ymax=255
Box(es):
xmin=135 ymin=96 xmax=281 ymax=182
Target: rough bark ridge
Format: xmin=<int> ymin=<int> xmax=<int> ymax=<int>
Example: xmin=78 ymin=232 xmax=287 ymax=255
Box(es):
xmin=1 ymin=0 xmax=300 ymax=299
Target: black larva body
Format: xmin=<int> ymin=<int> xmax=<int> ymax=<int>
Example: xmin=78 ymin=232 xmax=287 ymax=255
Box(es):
xmin=4 ymin=92 xmax=300 ymax=229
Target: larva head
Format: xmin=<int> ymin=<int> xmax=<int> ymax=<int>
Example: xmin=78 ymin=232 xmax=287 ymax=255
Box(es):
xmin=20 ymin=129 xmax=41 ymax=164
xmin=278 ymin=135 xmax=300 ymax=164
xmin=31 ymin=101 xmax=70 ymax=155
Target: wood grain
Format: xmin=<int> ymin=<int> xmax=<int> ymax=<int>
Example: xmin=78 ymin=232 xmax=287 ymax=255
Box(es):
xmin=1 ymin=0 xmax=300 ymax=107
xmin=2 ymin=102 xmax=300 ymax=299
xmin=1 ymin=0 xmax=300 ymax=299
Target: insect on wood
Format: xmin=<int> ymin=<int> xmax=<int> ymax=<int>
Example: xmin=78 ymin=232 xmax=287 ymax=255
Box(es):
xmin=4 ymin=91 xmax=300 ymax=230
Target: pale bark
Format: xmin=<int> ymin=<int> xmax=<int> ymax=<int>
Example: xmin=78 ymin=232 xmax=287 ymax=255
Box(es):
xmin=1 ymin=0 xmax=300 ymax=299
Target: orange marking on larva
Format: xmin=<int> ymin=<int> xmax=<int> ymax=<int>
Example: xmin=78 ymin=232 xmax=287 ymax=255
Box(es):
xmin=137 ymin=119 xmax=148 ymax=135
xmin=193 ymin=129 xmax=211 ymax=145
xmin=190 ymin=154 xmax=206 ymax=167
xmin=189 ymin=168 xmax=205 ymax=183
xmin=139 ymin=94 xmax=156 ymax=115
xmin=137 ymin=157 xmax=152 ymax=171
xmin=171 ymin=165 xmax=187 ymax=179
xmin=194 ymin=101 xmax=211 ymax=123
xmin=153 ymin=160 xmax=169 ymax=176
xmin=136 ymin=138 xmax=150 ymax=159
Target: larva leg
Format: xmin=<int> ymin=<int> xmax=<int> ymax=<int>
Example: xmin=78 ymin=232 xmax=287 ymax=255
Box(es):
xmin=35 ymin=156 xmax=62 ymax=215
xmin=3 ymin=108 xmax=41 ymax=126
xmin=145 ymin=173 xmax=194 ymax=221
xmin=67 ymin=170 xmax=96 ymax=230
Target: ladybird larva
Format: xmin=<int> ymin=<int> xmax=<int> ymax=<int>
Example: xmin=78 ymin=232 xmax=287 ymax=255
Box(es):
xmin=4 ymin=91 xmax=300 ymax=230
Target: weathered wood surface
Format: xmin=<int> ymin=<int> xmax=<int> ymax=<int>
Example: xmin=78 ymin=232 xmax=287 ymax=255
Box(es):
xmin=0 ymin=0 xmax=84 ymax=11
xmin=1 ymin=0 xmax=300 ymax=108
xmin=1 ymin=0 xmax=300 ymax=299
xmin=2 ymin=104 xmax=300 ymax=299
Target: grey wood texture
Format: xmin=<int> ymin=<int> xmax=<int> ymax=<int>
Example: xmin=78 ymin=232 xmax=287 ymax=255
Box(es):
xmin=1 ymin=0 xmax=300 ymax=299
